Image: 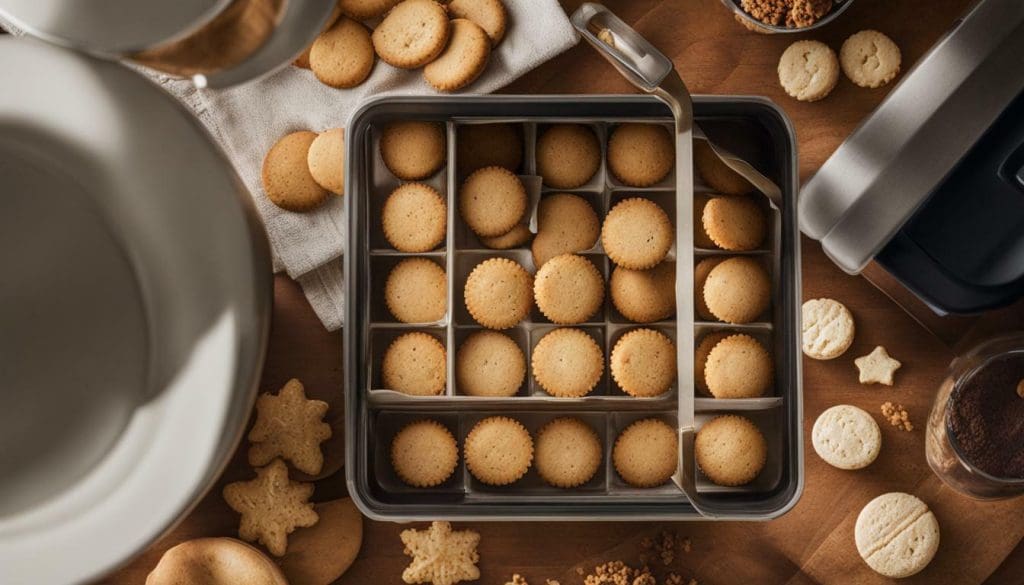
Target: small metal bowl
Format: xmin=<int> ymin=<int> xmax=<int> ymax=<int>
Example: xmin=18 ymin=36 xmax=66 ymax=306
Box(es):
xmin=722 ymin=0 xmax=855 ymax=33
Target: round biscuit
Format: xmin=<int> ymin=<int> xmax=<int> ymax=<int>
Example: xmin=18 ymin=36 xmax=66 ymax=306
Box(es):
xmin=695 ymin=415 xmax=767 ymax=486
xmin=310 ymin=17 xmax=375 ymax=89
xmin=533 ymin=254 xmax=604 ymax=325
xmin=694 ymin=332 xmax=730 ymax=396
xmin=338 ymin=0 xmax=400 ymax=19
xmin=278 ymin=499 xmax=362 ymax=585
xmin=384 ymin=258 xmax=447 ymax=323
xmin=262 ymin=131 xmax=330 ymax=212
xmin=464 ymin=416 xmax=533 ymax=485
xmin=459 ymin=166 xmax=528 ymax=237
xmin=294 ymin=4 xmax=342 ymax=68
xmin=381 ymin=183 xmax=447 ymax=252
xmin=371 ymin=0 xmax=450 ymax=69
xmin=531 ymin=328 xmax=604 ymax=398
xmin=480 ymin=224 xmax=532 ymax=250
xmin=391 ymin=420 xmax=459 ymax=486
xmin=147 ymin=538 xmax=287 ymax=585
xmin=778 ymin=40 xmax=839 ymax=102
xmin=463 ymin=257 xmax=533 ymax=329
xmin=704 ymin=334 xmax=773 ymax=399
xmin=855 ymin=492 xmax=940 ymax=578
xmin=306 ymin=128 xmax=346 ymax=195
xmin=612 ymin=418 xmax=677 ymax=488
xmin=381 ymin=332 xmax=446 ymax=396
xmin=801 ymin=298 xmax=855 ymax=359
xmin=703 ymin=257 xmax=770 ymax=324
xmin=694 ymin=257 xmax=723 ymax=321
xmin=531 ymin=193 xmax=601 ymax=268
xmin=535 ymin=418 xmax=602 ymax=488
xmin=694 ymin=140 xmax=753 ymax=195
xmin=610 ymin=262 xmax=675 ymax=323
xmin=601 ymin=198 xmax=673 ymax=269
xmin=456 ymin=330 xmax=526 ymax=397
xmin=702 ymin=195 xmax=767 ymax=251
xmin=693 ymin=193 xmax=718 ymax=249
xmin=424 ymin=18 xmax=492 ymax=92
xmin=447 ymin=0 xmax=507 ymax=45
xmin=536 ymin=124 xmax=601 ymax=189
xmin=812 ymin=405 xmax=881 ymax=470
xmin=380 ymin=121 xmax=446 ymax=181
xmin=607 ymin=123 xmax=674 ymax=187
xmin=610 ymin=328 xmax=676 ymax=398
xmin=841 ymin=30 xmax=901 ymax=89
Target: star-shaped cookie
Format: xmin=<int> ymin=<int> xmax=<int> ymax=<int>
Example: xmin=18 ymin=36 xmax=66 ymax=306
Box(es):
xmin=248 ymin=378 xmax=332 ymax=475
xmin=400 ymin=521 xmax=480 ymax=585
xmin=855 ymin=346 xmax=901 ymax=386
xmin=223 ymin=459 xmax=318 ymax=556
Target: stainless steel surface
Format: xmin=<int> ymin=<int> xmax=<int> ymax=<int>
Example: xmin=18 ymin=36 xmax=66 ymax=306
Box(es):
xmin=344 ymin=95 xmax=802 ymax=521
xmin=719 ymin=0 xmax=855 ymax=34
xmin=800 ymin=0 xmax=1024 ymax=274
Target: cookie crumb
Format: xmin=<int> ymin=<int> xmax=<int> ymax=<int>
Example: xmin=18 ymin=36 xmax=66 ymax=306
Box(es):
xmin=547 ymin=580 xmax=561 ymax=585
xmin=597 ymin=28 xmax=615 ymax=48
xmin=582 ymin=561 xmax=655 ymax=585
xmin=506 ymin=575 xmax=529 ymax=585
xmin=881 ymin=402 xmax=914 ymax=432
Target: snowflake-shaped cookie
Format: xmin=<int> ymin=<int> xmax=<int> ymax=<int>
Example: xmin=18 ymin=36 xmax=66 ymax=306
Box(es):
xmin=248 ymin=378 xmax=331 ymax=475
xmin=222 ymin=459 xmax=318 ymax=556
xmin=854 ymin=346 xmax=901 ymax=386
xmin=401 ymin=521 xmax=481 ymax=585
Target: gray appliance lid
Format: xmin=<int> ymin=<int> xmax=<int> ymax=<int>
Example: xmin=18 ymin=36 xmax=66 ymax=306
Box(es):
xmin=799 ymin=0 xmax=1024 ymax=274
xmin=0 ymin=0 xmax=229 ymax=55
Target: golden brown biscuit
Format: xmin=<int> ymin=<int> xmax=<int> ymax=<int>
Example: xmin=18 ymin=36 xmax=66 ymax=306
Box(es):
xmin=380 ymin=121 xmax=447 ymax=181
xmin=607 ymin=123 xmax=674 ymax=187
xmin=306 ymin=128 xmax=345 ymax=195
xmin=222 ymin=460 xmax=318 ymax=557
xmin=694 ymin=140 xmax=754 ymax=195
xmin=424 ymin=19 xmax=492 ymax=93
xmin=535 ymin=418 xmax=602 ymax=488
xmin=531 ymin=193 xmax=601 ymax=268
xmin=840 ymin=30 xmax=901 ymax=89
xmin=338 ymin=0 xmax=400 ymax=19
xmin=694 ymin=257 xmax=723 ymax=320
xmin=391 ymin=420 xmax=459 ymax=486
xmin=459 ymin=166 xmax=528 ymax=237
xmin=693 ymin=193 xmax=718 ymax=249
xmin=381 ymin=183 xmax=447 ymax=252
xmin=278 ymin=499 xmax=363 ymax=585
xmin=610 ymin=262 xmax=675 ymax=323
xmin=613 ymin=418 xmax=678 ymax=488
xmin=695 ymin=415 xmax=767 ymax=486
xmin=384 ymin=258 xmax=447 ymax=323
xmin=703 ymin=334 xmax=772 ymax=399
xmin=610 ymin=328 xmax=676 ymax=398
xmin=702 ymin=195 xmax=767 ymax=251
xmin=310 ymin=17 xmax=375 ymax=89
xmin=146 ymin=538 xmax=287 ymax=585
xmin=248 ymin=379 xmax=331 ymax=476
xmin=703 ymin=257 xmax=771 ymax=324
xmin=381 ymin=332 xmax=447 ymax=396
xmin=294 ymin=4 xmax=342 ymax=69
xmin=456 ymin=123 xmax=523 ymax=176
xmin=694 ymin=332 xmax=730 ymax=396
xmin=262 ymin=131 xmax=330 ymax=212
xmin=371 ymin=0 xmax=450 ymax=69
xmin=601 ymin=198 xmax=673 ymax=269
xmin=463 ymin=257 xmax=533 ymax=329
xmin=464 ymin=416 xmax=533 ymax=485
xmin=531 ymin=328 xmax=604 ymax=398
xmin=536 ymin=124 xmax=601 ymax=189
xmin=479 ymin=224 xmax=532 ymax=250
xmin=448 ymin=0 xmax=507 ymax=45
xmin=533 ymin=254 xmax=604 ymax=324
xmin=456 ymin=330 xmax=526 ymax=397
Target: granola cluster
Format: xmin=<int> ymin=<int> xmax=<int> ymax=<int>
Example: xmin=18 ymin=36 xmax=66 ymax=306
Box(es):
xmin=739 ymin=0 xmax=833 ymax=28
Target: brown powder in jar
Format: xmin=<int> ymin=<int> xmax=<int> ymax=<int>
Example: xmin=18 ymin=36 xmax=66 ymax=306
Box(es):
xmin=948 ymin=355 xmax=1024 ymax=479
xmin=739 ymin=0 xmax=833 ymax=29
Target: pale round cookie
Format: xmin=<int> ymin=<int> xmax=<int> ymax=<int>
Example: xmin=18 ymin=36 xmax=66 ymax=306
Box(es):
xmin=294 ymin=4 xmax=342 ymax=68
xmin=855 ymin=492 xmax=940 ymax=578
xmin=391 ymin=420 xmax=459 ymax=487
xmin=610 ymin=262 xmax=675 ymax=323
xmin=456 ymin=330 xmax=526 ymax=397
xmin=338 ymin=0 xmax=400 ymax=19
xmin=147 ymin=538 xmax=287 ymax=585
xmin=703 ymin=257 xmax=770 ymax=324
xmin=262 ymin=131 xmax=330 ymax=212
xmin=277 ymin=499 xmax=363 ymax=585
xmin=380 ymin=121 xmax=446 ymax=181
xmin=371 ymin=0 xmax=450 ymax=69
xmin=694 ymin=140 xmax=753 ymax=195
xmin=463 ymin=257 xmax=533 ymax=329
xmin=381 ymin=183 xmax=447 ymax=252
xmin=536 ymin=124 xmax=601 ymax=189
xmin=778 ymin=40 xmax=839 ymax=102
xmin=306 ymin=128 xmax=346 ymax=195
xmin=424 ymin=18 xmax=492 ymax=92
xmin=841 ymin=30 xmax=902 ymax=89
xmin=613 ymin=418 xmax=678 ymax=488
xmin=695 ymin=415 xmax=767 ymax=486
xmin=694 ymin=332 xmax=730 ymax=396
xmin=693 ymin=193 xmax=718 ymax=249
xmin=480 ymin=224 xmax=532 ymax=250
xmin=601 ymin=198 xmax=673 ymax=269
xmin=381 ymin=332 xmax=446 ymax=396
xmin=694 ymin=257 xmax=723 ymax=321
xmin=456 ymin=123 xmax=523 ymax=176
xmin=535 ymin=417 xmax=602 ymax=488
xmin=703 ymin=195 xmax=767 ymax=251
xmin=531 ymin=193 xmax=601 ymax=268
xmin=384 ymin=258 xmax=447 ymax=323
xmin=607 ymin=123 xmax=674 ymax=187
xmin=610 ymin=328 xmax=676 ymax=398
xmin=802 ymin=298 xmax=855 ymax=360
xmin=812 ymin=405 xmax=881 ymax=470
xmin=534 ymin=254 xmax=604 ymax=324
xmin=310 ymin=17 xmax=375 ymax=89
xmin=448 ymin=0 xmax=507 ymax=45
xmin=531 ymin=328 xmax=604 ymax=398
xmin=459 ymin=166 xmax=528 ymax=237
xmin=704 ymin=334 xmax=772 ymax=399
xmin=464 ymin=416 xmax=533 ymax=485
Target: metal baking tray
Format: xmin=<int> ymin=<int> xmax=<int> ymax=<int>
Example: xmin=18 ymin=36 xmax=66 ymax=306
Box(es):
xmin=343 ymin=94 xmax=802 ymax=521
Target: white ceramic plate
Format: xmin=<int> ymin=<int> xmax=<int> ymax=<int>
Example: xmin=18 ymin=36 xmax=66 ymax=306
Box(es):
xmin=0 ymin=37 xmax=271 ymax=585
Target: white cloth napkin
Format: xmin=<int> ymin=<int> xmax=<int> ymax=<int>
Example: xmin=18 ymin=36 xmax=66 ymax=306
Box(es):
xmin=2 ymin=2 xmax=578 ymax=331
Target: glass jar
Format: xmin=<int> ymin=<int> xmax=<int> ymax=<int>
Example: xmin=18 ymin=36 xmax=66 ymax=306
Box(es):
xmin=926 ymin=334 xmax=1024 ymax=499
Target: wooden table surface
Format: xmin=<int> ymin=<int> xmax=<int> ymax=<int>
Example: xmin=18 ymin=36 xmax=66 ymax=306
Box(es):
xmin=106 ymin=0 xmax=1024 ymax=583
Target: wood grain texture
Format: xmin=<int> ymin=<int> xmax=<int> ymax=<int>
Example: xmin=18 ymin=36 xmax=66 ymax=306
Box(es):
xmin=104 ymin=0 xmax=1024 ymax=583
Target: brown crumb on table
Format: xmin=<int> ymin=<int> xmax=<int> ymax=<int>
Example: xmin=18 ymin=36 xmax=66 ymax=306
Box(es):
xmin=881 ymin=401 xmax=914 ymax=431
xmin=665 ymin=575 xmax=698 ymax=585
xmin=583 ymin=561 xmax=656 ymax=585
xmin=738 ymin=0 xmax=832 ymax=29
xmin=639 ymin=530 xmax=690 ymax=566
xmin=506 ymin=575 xmax=529 ymax=585
xmin=597 ymin=28 xmax=616 ymax=48
xmin=547 ymin=581 xmax=561 ymax=585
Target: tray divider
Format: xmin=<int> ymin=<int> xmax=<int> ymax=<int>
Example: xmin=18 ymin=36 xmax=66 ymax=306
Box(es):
xmin=446 ymin=121 xmax=458 ymax=397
